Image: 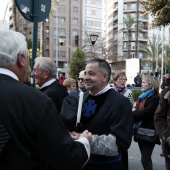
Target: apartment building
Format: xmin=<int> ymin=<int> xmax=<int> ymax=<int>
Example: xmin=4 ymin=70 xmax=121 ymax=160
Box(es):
xmin=8 ymin=0 xmax=103 ymax=77
xmin=104 ymin=0 xmax=148 ymax=71
xmin=82 ymin=0 xmax=103 ymax=58
xmin=9 ymin=0 xmax=82 ymax=77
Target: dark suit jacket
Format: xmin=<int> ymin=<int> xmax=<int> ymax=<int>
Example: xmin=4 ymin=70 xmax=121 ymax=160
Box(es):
xmin=0 ymin=74 xmax=88 ymax=170
xmin=40 ymin=80 xmax=68 ymax=113
xmin=69 ymin=89 xmax=80 ymax=98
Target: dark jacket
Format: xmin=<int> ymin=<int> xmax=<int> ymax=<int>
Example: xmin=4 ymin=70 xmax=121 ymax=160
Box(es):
xmin=155 ymin=87 xmax=170 ymax=155
xmin=133 ymin=94 xmax=160 ymax=144
xmin=0 ymin=74 xmax=88 ymax=170
xmin=40 ymin=80 xmax=68 ymax=113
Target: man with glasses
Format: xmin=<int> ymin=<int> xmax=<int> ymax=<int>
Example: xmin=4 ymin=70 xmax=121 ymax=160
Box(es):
xmin=69 ymin=70 xmax=87 ymax=98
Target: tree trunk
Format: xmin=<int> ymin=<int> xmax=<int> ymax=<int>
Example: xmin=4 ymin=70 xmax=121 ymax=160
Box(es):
xmin=127 ymin=31 xmax=131 ymax=59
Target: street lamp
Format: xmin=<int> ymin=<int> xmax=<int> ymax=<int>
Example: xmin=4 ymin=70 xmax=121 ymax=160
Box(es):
xmin=58 ymin=36 xmax=66 ymax=46
xmin=58 ymin=35 xmax=69 ymax=78
xmin=89 ymin=34 xmax=98 ymax=46
xmin=89 ymin=34 xmax=98 ymax=55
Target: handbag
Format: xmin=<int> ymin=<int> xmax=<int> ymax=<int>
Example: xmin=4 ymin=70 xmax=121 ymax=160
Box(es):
xmin=134 ymin=127 xmax=157 ymax=143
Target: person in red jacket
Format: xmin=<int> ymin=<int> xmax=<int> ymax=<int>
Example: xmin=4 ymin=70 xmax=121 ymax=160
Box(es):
xmin=58 ymin=73 xmax=66 ymax=85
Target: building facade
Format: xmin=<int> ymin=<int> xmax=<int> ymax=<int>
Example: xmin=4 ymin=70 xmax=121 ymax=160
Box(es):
xmin=103 ymin=0 xmax=148 ymax=72
xmin=8 ymin=0 xmax=103 ymax=77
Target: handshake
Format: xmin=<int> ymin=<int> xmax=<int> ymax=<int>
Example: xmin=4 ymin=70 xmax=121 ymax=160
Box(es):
xmin=70 ymin=130 xmax=92 ymax=142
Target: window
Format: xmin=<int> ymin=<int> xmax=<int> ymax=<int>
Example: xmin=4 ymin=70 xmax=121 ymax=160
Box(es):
xmin=130 ymin=53 xmax=135 ymax=58
xmin=131 ymin=13 xmax=136 ymax=18
xmin=96 ymin=10 xmax=102 ymax=17
xmin=95 ymin=21 xmax=102 ymax=27
xmin=54 ymin=39 xmax=56 ymax=45
xmin=131 ymin=42 xmax=135 ymax=49
xmin=58 ymin=28 xmax=66 ymax=36
xmin=59 ymin=51 xmax=66 ymax=57
xmin=86 ymin=20 xmax=92 ymax=26
xmin=23 ymin=19 xmax=26 ymax=24
xmin=58 ymin=5 xmax=66 ymax=13
xmin=131 ymin=3 xmax=136 ymax=9
xmin=60 ymin=17 xmax=66 ymax=24
xmin=58 ymin=62 xmax=64 ymax=68
xmin=54 ymin=28 xmax=57 ymax=35
xmin=73 ymin=7 xmax=78 ymax=13
xmin=38 ymin=27 xmax=40 ymax=34
xmin=86 ymin=0 xmax=91 ymax=4
xmin=54 ymin=16 xmax=58 ymax=23
xmin=72 ymin=29 xmax=78 ymax=36
xmin=73 ymin=18 xmax=78 ymax=25
xmin=86 ymin=9 xmax=91 ymax=15
xmin=96 ymin=0 xmax=102 ymax=6
xmin=73 ymin=0 xmax=78 ymax=3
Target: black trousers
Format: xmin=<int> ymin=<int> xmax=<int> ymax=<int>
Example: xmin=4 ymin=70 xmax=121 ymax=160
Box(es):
xmin=121 ymin=150 xmax=128 ymax=170
xmin=138 ymin=141 xmax=155 ymax=170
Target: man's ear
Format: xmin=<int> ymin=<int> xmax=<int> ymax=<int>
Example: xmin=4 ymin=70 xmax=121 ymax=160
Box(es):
xmin=44 ymin=70 xmax=50 ymax=79
xmin=17 ymin=53 xmax=25 ymax=68
xmin=103 ymin=73 xmax=108 ymax=81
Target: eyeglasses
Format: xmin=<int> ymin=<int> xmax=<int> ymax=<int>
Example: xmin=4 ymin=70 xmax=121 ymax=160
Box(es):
xmin=117 ymin=78 xmax=127 ymax=81
xmin=78 ymin=78 xmax=84 ymax=81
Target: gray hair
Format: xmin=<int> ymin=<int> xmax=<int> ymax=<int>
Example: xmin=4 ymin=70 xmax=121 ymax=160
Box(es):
xmin=86 ymin=58 xmax=111 ymax=82
xmin=34 ymin=57 xmax=57 ymax=78
xmin=0 ymin=30 xmax=28 ymax=66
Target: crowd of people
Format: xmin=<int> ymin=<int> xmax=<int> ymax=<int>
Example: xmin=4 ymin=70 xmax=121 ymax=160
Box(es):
xmin=0 ymin=29 xmax=170 ymax=170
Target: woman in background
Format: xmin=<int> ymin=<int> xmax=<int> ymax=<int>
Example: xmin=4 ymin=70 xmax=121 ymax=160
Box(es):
xmin=133 ymin=75 xmax=160 ymax=170
xmin=113 ymin=71 xmax=134 ymax=170
xmin=113 ymin=72 xmax=134 ymax=108
xmin=63 ymin=78 xmax=77 ymax=92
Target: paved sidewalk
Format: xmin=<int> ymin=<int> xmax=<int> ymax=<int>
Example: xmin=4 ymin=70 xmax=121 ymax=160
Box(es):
xmin=129 ymin=140 xmax=166 ymax=170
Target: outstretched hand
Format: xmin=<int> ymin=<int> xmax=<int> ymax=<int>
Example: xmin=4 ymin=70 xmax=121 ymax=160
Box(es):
xmin=70 ymin=130 xmax=92 ymax=142
xmin=81 ymin=130 xmax=92 ymax=142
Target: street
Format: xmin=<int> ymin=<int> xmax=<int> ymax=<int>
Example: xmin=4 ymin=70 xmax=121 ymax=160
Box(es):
xmin=129 ymin=140 xmax=166 ymax=170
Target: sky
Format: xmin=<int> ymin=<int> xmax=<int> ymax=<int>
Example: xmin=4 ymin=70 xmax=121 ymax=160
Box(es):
xmin=0 ymin=0 xmax=10 ymax=21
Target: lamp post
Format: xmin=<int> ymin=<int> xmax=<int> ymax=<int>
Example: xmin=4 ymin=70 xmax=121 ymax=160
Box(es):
xmin=58 ymin=35 xmax=68 ymax=77
xmin=89 ymin=34 xmax=98 ymax=54
xmin=58 ymin=36 xmax=66 ymax=46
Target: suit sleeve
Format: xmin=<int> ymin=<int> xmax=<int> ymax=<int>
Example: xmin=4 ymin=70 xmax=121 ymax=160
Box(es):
xmin=36 ymin=96 xmax=89 ymax=170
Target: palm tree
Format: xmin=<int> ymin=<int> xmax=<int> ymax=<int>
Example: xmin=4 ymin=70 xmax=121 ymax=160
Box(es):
xmin=139 ymin=35 xmax=163 ymax=74
xmin=119 ymin=16 xmax=136 ymax=59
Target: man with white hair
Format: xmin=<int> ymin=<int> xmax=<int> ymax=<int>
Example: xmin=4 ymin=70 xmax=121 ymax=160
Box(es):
xmin=31 ymin=57 xmax=68 ymax=113
xmin=0 ymin=29 xmax=92 ymax=170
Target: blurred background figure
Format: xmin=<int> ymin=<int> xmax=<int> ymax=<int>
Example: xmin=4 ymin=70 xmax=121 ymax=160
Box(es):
xmin=160 ymin=73 xmax=170 ymax=90
xmin=133 ymin=75 xmax=160 ymax=170
xmin=155 ymin=76 xmax=170 ymax=170
xmin=69 ymin=70 xmax=87 ymax=98
xmin=63 ymin=78 xmax=77 ymax=92
xmin=58 ymin=73 xmax=66 ymax=85
xmin=134 ymin=72 xmax=142 ymax=87
xmin=112 ymin=71 xmax=134 ymax=170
